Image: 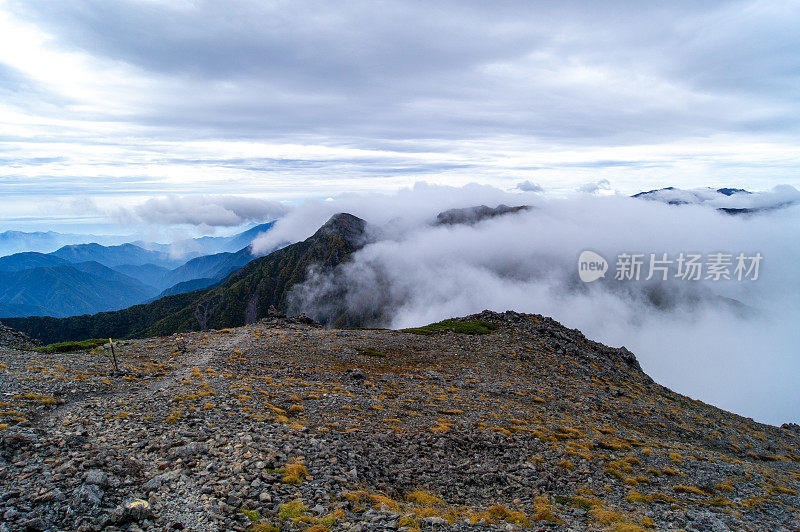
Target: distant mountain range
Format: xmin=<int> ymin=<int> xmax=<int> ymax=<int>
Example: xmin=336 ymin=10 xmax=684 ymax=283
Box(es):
xmin=0 ymin=252 xmax=69 ymax=272
xmin=0 ymin=222 xmax=277 ymax=320
xmin=4 ymin=213 xmax=365 ymax=343
xmin=0 ymin=221 xmax=275 ymax=259
xmin=0 ymin=230 xmax=132 ymax=257
xmin=631 ymin=186 xmax=800 ymax=214
xmin=190 ymin=222 xmax=276 ymax=255
xmin=0 ymin=261 xmax=158 ymax=317
xmin=154 ymin=278 xmax=219 ymax=299
xmin=49 ymin=243 xmax=182 ymax=268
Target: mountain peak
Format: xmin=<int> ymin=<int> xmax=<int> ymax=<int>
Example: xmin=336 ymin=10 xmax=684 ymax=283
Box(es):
xmin=311 ymin=213 xmax=368 ymax=246
xmin=436 ymin=204 xmax=530 ymax=225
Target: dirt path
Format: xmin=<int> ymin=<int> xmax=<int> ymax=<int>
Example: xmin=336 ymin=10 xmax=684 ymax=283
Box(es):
xmin=39 ymin=329 xmax=248 ymax=429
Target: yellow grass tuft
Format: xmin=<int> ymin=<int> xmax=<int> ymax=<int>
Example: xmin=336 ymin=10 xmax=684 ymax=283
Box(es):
xmin=406 ymin=491 xmax=444 ymax=506
xmin=673 ymin=485 xmax=706 ymax=496
xmin=278 ymin=499 xmax=307 ymax=519
xmin=282 ymin=458 xmax=308 ymax=485
xmin=590 ymin=507 xmax=625 ymax=525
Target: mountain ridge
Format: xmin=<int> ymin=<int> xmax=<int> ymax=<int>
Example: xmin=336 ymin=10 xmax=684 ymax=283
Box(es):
xmin=0 ymin=310 xmax=797 ymax=530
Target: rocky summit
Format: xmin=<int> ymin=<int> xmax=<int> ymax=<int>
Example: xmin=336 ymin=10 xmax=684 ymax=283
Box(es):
xmin=0 ymin=311 xmax=798 ymax=532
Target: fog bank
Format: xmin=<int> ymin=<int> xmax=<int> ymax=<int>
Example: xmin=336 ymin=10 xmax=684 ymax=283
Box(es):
xmin=264 ymin=184 xmax=799 ymax=425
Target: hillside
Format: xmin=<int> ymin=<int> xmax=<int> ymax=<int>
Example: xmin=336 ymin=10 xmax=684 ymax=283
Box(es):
xmin=50 ymin=243 xmax=180 ymax=268
xmin=158 ymin=248 xmax=253 ymax=290
xmin=3 ymin=213 xmax=367 ymax=343
xmin=194 ymin=221 xmax=277 ymax=254
xmin=0 ymin=262 xmax=160 ymax=318
xmin=0 ymin=320 xmax=39 ymax=349
xmin=0 ymin=252 xmax=69 ymax=272
xmin=0 ymin=311 xmax=797 ymax=531
xmin=155 ymin=277 xmax=219 ymax=298
xmin=111 ymin=263 xmax=171 ymax=289
xmin=183 ymin=212 xmax=366 ymax=331
xmin=1 ymin=290 xmax=205 ymax=344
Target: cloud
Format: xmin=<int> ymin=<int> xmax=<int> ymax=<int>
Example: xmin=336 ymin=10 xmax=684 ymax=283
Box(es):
xmin=250 ymin=182 xmax=540 ymax=254
xmin=123 ymin=195 xmax=289 ymax=230
xmin=634 ymin=185 xmax=800 ymax=211
xmin=578 ymin=179 xmax=612 ymax=194
xmin=275 ymin=184 xmax=800 ymax=425
xmin=7 ymin=0 xmax=797 ymax=143
xmin=1 ymin=0 xmax=800 ymax=230
xmin=515 ymin=180 xmax=544 ymax=193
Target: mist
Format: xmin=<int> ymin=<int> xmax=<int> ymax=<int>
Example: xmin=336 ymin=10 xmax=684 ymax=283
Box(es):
xmin=121 ymin=195 xmax=289 ymax=231
xmin=260 ymin=183 xmax=800 ymax=426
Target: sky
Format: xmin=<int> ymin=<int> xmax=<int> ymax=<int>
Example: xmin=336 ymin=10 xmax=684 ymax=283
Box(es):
xmin=1 ymin=0 xmax=799 ymax=235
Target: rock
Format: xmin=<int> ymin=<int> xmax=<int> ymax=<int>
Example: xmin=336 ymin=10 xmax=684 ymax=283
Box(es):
xmin=259 ymin=492 xmax=272 ymax=503
xmin=19 ymin=517 xmax=47 ymax=531
xmin=142 ymin=475 xmax=164 ymax=492
xmin=348 ymin=369 xmax=367 ymax=381
xmin=379 ymin=503 xmax=393 ymax=514
xmin=112 ymin=499 xmax=154 ymax=524
xmin=0 ymin=431 xmax=37 ymax=451
xmin=73 ymin=483 xmax=102 ymax=507
xmin=84 ymin=469 xmax=109 ymax=487
xmin=172 ymin=442 xmax=208 ymax=458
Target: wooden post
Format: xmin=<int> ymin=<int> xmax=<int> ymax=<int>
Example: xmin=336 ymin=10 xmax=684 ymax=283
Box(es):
xmin=109 ymin=338 xmax=119 ymax=373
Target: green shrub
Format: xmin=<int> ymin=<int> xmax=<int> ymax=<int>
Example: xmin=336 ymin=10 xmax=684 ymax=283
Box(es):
xmin=36 ymin=338 xmax=109 ymax=353
xmin=278 ymin=499 xmax=308 ymax=519
xmin=402 ymin=319 xmax=497 ymax=336
xmin=355 ymin=347 xmax=387 ymax=357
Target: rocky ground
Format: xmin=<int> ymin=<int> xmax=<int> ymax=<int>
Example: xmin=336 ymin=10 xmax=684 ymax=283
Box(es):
xmin=0 ymin=311 xmax=798 ymax=532
xmin=0 ymin=322 xmax=39 ymax=350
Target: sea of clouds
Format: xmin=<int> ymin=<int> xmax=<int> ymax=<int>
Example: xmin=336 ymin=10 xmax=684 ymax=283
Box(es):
xmin=252 ymin=183 xmax=800 ymax=425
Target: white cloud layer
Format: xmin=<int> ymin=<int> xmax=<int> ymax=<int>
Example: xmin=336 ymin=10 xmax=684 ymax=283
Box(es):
xmin=578 ymin=178 xmax=612 ymax=194
xmin=122 ymin=195 xmax=288 ymax=230
xmin=1 ymin=0 xmax=799 ymax=231
xmin=635 ymin=185 xmax=800 ymax=210
xmin=263 ymin=184 xmax=800 ymax=425
xmin=515 ymin=180 xmax=544 ymax=193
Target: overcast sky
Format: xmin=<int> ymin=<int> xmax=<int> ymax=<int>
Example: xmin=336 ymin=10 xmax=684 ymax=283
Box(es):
xmin=1 ymin=0 xmax=799 ymax=233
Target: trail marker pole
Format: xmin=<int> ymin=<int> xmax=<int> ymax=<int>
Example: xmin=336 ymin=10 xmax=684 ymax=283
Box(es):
xmin=109 ymin=338 xmax=119 ymax=373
